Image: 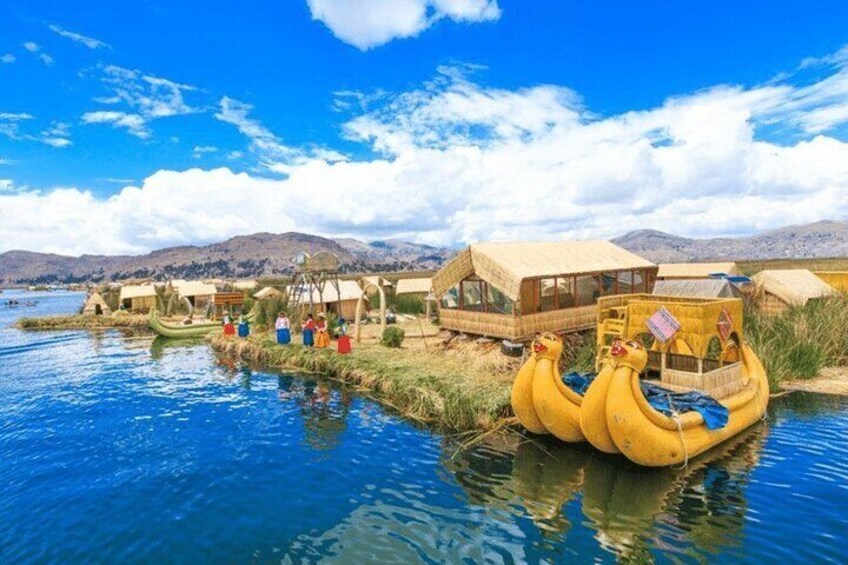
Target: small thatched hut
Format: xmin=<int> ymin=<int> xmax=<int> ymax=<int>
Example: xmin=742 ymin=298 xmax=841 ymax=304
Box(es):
xmin=656 ymin=262 xmax=741 ymax=281
xmin=233 ymin=280 xmax=259 ymax=291
xmin=652 ymin=279 xmax=743 ymax=299
xmin=118 ymin=284 xmax=158 ymax=311
xmin=253 ymin=286 xmax=284 ymax=301
xmin=82 ymin=292 xmax=112 ymax=316
xmin=293 ymin=280 xmax=364 ymax=319
xmin=395 ymin=277 xmax=433 ymax=297
xmin=172 ymin=281 xmax=218 ymax=309
xmin=753 ymin=269 xmax=836 ymax=315
xmin=432 ymin=241 xmax=656 ymax=339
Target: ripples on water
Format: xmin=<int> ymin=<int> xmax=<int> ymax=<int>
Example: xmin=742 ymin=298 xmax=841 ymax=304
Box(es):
xmin=0 ymin=290 xmax=846 ymax=563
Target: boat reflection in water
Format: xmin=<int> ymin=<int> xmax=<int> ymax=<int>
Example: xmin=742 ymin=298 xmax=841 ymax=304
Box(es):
xmin=446 ymin=423 xmax=767 ymax=561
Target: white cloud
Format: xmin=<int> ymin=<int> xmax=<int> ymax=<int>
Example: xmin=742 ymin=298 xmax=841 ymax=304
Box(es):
xmin=21 ymin=42 xmax=54 ymax=66
xmin=1 ymin=54 xmax=15 ymax=64
xmin=38 ymin=53 xmax=54 ymax=66
xmin=39 ymin=122 xmax=72 ymax=148
xmin=48 ymin=24 xmax=111 ymax=49
xmin=0 ymin=112 xmax=35 ymax=140
xmin=81 ymin=65 xmax=200 ymax=138
xmin=215 ymin=96 xmax=301 ymax=167
xmin=306 ymin=0 xmax=501 ymax=49
xmin=227 ymin=150 xmax=244 ymax=160
xmin=81 ymin=111 xmax=150 ymax=138
xmin=193 ymin=145 xmax=218 ymax=158
xmin=4 ymin=45 xmax=848 ymax=255
xmin=23 ymin=42 xmax=39 ymax=52
xmin=0 ymin=179 xmax=14 ymax=192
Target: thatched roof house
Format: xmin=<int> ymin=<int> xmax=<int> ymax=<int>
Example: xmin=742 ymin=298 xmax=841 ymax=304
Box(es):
xmin=292 ymin=280 xmax=364 ymax=319
xmin=253 ymin=286 xmax=284 ymax=301
xmin=82 ymin=292 xmax=112 ymax=316
xmin=653 ymin=279 xmax=743 ymax=299
xmin=656 ymin=262 xmax=740 ymax=280
xmin=753 ymin=269 xmax=836 ymax=315
xmin=172 ymin=281 xmax=217 ymax=307
xmin=395 ymin=277 xmax=432 ymax=296
xmin=432 ymin=241 xmax=656 ymax=339
xmin=118 ymin=284 xmax=158 ymax=311
xmin=233 ymin=280 xmax=259 ymax=291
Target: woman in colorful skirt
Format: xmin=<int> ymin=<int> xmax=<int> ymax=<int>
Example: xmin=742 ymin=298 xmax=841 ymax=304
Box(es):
xmin=315 ymin=313 xmax=331 ymax=349
xmin=237 ymin=313 xmax=250 ymax=338
xmin=222 ymin=311 xmax=236 ymax=337
xmin=301 ymin=314 xmax=316 ymax=347
xmin=275 ymin=311 xmax=291 ymax=344
xmin=336 ymin=317 xmax=352 ymax=354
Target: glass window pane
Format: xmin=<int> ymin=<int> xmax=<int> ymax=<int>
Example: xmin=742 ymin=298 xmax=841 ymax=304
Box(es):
xmin=539 ymin=278 xmax=556 ymax=311
xmin=618 ymin=271 xmax=634 ymax=293
xmin=486 ymin=284 xmax=514 ymax=315
xmin=576 ymin=275 xmax=600 ymax=306
xmin=441 ymin=284 xmax=460 ymax=309
xmin=600 ymin=272 xmax=617 ymax=296
xmin=557 ymin=277 xmax=575 ymax=308
xmin=462 ymin=280 xmax=484 ymax=312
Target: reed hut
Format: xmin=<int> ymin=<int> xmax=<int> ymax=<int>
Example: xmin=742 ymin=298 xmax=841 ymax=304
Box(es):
xmin=432 ymin=241 xmax=657 ymax=339
xmin=656 ymin=262 xmax=740 ymax=281
xmin=753 ymin=269 xmax=836 ymax=315
xmin=360 ymin=275 xmax=392 ymax=295
xmin=395 ymin=277 xmax=432 ymax=297
xmin=293 ymin=280 xmax=363 ymax=319
xmin=814 ymin=272 xmax=848 ymax=293
xmin=652 ymin=279 xmax=743 ymax=299
xmin=82 ymin=292 xmax=112 ymax=316
xmin=253 ymin=286 xmax=284 ymax=301
xmin=118 ymin=284 xmax=158 ymax=312
xmin=233 ymin=280 xmax=259 ymax=291
xmin=172 ymin=281 xmax=218 ymax=309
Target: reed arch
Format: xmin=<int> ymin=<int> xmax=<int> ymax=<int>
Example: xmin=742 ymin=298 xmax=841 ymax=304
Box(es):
xmin=354 ymin=283 xmax=386 ymax=344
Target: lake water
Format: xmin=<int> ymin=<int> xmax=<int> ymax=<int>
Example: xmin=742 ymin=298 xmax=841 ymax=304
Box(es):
xmin=1 ymin=289 xmax=846 ymax=563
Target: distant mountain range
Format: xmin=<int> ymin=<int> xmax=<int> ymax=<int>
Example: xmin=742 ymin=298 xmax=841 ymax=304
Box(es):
xmin=2 ymin=221 xmax=847 ymax=285
xmin=612 ymin=220 xmax=848 ymax=263
xmin=0 ymin=232 xmax=453 ymax=285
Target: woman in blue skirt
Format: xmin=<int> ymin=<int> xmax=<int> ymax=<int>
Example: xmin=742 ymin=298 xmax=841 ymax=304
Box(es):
xmin=301 ymin=314 xmax=315 ymax=347
xmin=275 ymin=311 xmax=291 ymax=344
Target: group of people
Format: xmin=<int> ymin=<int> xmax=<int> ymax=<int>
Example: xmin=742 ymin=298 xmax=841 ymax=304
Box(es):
xmin=221 ymin=311 xmax=250 ymax=338
xmin=275 ymin=311 xmax=352 ymax=354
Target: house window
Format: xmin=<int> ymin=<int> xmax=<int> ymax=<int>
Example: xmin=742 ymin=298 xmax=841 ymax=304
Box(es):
xmin=539 ymin=278 xmax=557 ymax=311
xmin=576 ymin=275 xmax=600 ymax=306
xmin=599 ymin=272 xmax=617 ymax=296
xmin=618 ymin=270 xmax=635 ymax=293
xmin=486 ymin=284 xmax=514 ymax=315
xmin=441 ymin=284 xmax=461 ymax=309
xmin=557 ymin=277 xmax=575 ymax=308
xmin=462 ymin=279 xmax=485 ymax=312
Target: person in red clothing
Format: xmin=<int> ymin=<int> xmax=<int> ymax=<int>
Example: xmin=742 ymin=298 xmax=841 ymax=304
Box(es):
xmin=301 ymin=314 xmax=316 ymax=346
xmin=222 ymin=310 xmax=236 ymax=337
xmin=336 ymin=317 xmax=352 ymax=354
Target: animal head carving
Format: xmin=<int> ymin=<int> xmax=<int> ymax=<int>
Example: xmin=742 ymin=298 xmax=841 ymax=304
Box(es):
xmin=609 ymin=338 xmax=648 ymax=373
xmin=532 ymin=332 xmax=563 ymax=362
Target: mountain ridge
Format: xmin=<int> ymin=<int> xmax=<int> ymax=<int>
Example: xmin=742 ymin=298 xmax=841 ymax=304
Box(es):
xmin=3 ymin=220 xmax=848 ymax=285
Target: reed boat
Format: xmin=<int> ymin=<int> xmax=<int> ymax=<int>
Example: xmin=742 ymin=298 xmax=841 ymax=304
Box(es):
xmin=511 ymin=332 xmax=585 ymax=442
xmin=582 ymin=294 xmax=768 ymax=467
xmin=147 ymin=310 xmax=220 ymax=339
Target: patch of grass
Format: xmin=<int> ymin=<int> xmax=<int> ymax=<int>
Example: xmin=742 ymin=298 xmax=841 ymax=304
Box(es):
xmin=209 ymin=332 xmax=513 ymax=431
xmin=17 ymin=314 xmax=148 ymax=330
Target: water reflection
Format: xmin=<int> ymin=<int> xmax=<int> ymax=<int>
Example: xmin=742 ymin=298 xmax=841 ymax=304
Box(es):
xmin=446 ymin=424 xmax=767 ymax=561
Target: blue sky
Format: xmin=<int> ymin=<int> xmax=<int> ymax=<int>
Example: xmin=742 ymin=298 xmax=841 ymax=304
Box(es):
xmin=1 ymin=0 xmax=848 ymax=255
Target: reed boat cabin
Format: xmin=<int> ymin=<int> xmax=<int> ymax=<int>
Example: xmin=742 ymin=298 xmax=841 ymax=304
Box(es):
xmin=432 ymin=241 xmax=657 ymax=340
xmin=596 ymin=294 xmax=747 ymax=399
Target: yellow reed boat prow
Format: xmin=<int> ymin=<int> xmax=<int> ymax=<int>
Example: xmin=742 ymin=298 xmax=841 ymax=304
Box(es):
xmin=590 ymin=294 xmax=769 ymax=467
xmin=511 ymin=332 xmax=584 ymax=441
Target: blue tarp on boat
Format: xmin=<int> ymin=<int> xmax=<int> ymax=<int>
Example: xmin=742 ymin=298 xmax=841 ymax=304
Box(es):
xmin=562 ymin=372 xmax=596 ymax=396
xmin=640 ymin=381 xmax=729 ymax=430
xmin=561 ymin=372 xmax=729 ymax=429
